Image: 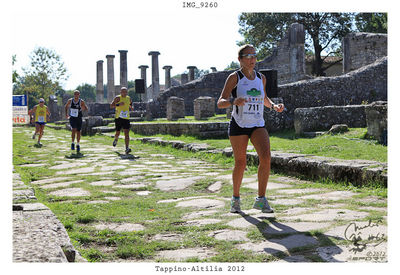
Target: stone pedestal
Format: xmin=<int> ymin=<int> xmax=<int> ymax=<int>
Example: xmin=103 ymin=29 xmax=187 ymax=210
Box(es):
xmin=187 ymin=66 xmax=197 ymax=81
xmin=81 ymin=116 xmax=104 ymax=136
xmin=163 ymin=65 xmax=173 ymax=89
xmin=194 ymin=96 xmax=215 ymax=120
xmin=167 ymin=96 xmax=185 ymax=121
xmin=106 ymin=55 xmax=115 ymax=103
xmin=96 ymin=60 xmax=104 ymax=103
xmin=148 ymin=51 xmax=160 ymax=99
xmin=48 ymin=95 xmax=61 ymax=122
xmin=365 ymin=101 xmax=387 ymax=145
xmin=119 ymin=50 xmax=128 ymax=89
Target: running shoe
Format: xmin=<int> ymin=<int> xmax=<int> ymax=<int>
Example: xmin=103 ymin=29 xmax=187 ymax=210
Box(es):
xmin=113 ymin=139 xmax=118 ymax=147
xmin=32 ymin=133 xmax=36 ymax=139
xmin=71 ymin=143 xmax=75 ymax=150
xmin=76 ymin=145 xmax=80 ymax=153
xmin=253 ymin=196 xmax=274 ymax=213
xmin=125 ymin=147 xmax=131 ymax=154
xmin=230 ymin=197 xmax=241 ymax=213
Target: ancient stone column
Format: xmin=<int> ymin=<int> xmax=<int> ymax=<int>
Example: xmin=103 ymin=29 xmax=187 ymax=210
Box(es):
xmin=119 ymin=50 xmax=128 ymax=89
xmin=148 ymin=51 xmax=160 ymax=98
xmin=210 ymin=67 xmax=217 ymax=72
xmin=288 ymin=23 xmax=305 ymax=82
xmin=106 ymin=55 xmax=115 ymax=103
xmin=187 ymin=66 xmax=197 ymax=81
xmin=163 ymin=65 xmax=173 ymax=89
xmin=181 ymin=73 xmax=188 ymax=84
xmin=114 ymin=85 xmax=121 ymax=96
xmin=96 ymin=60 xmax=104 ymax=103
xmin=138 ymin=65 xmax=149 ymax=101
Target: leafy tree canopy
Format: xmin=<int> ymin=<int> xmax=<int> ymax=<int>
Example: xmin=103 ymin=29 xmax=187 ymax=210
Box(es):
xmin=237 ymin=12 xmax=386 ymax=76
xmin=13 ymin=47 xmax=68 ymax=108
xmin=75 ymin=83 xmax=96 ymax=102
xmin=224 ymin=61 xmax=240 ymax=71
xmin=355 ymin=13 xmax=387 ymax=33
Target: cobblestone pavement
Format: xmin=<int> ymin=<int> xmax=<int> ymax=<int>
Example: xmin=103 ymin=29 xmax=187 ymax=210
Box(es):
xmin=12 ymin=127 xmax=387 ymax=262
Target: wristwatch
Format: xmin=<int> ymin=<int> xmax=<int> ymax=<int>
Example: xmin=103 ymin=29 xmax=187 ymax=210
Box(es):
xmin=271 ymin=103 xmax=275 ymax=110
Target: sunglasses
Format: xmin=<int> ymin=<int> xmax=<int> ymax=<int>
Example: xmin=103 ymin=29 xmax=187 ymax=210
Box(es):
xmin=240 ymin=53 xmax=257 ymax=59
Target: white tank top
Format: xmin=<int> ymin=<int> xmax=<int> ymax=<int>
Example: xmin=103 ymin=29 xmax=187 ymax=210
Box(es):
xmin=231 ymin=70 xmax=265 ymax=128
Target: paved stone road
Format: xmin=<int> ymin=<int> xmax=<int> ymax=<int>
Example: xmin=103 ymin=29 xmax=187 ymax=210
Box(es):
xmin=12 ymin=127 xmax=387 ymax=262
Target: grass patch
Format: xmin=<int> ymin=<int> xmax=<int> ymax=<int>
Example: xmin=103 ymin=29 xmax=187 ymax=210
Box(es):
xmin=12 ymin=126 xmax=387 ymax=263
xmin=131 ymin=127 xmax=386 ymax=163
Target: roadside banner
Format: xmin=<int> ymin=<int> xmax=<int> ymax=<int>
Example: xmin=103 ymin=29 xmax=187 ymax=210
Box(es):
xmin=13 ymin=95 xmax=29 ymax=124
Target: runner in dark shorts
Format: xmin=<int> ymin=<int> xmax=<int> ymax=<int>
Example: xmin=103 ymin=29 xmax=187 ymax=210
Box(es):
xmin=64 ymin=90 xmax=88 ymax=153
xmin=217 ymin=44 xmax=285 ymax=214
xmin=110 ymin=87 xmax=133 ymax=154
xmin=115 ymin=117 xmax=130 ymax=131
xmin=228 ymin=116 xmax=264 ymax=137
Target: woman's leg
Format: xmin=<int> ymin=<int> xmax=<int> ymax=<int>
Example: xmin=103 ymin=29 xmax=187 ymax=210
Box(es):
xmin=229 ymin=135 xmax=249 ymax=197
xmin=250 ymin=128 xmax=271 ymax=197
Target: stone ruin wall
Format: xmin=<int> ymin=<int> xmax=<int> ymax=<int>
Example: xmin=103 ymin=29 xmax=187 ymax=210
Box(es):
xmin=148 ymin=55 xmax=387 ymax=125
xmin=277 ymin=56 xmax=387 ymax=129
xmin=58 ymin=28 xmax=386 ymax=133
xmin=256 ymin=23 xmax=308 ymax=84
xmin=147 ymin=71 xmax=232 ymax=118
xmin=146 ymin=23 xmax=309 ymax=119
xmin=343 ymin=32 xmax=387 ymax=73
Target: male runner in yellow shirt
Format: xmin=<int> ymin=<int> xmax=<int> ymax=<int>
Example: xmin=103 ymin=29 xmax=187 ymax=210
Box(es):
xmin=110 ymin=87 xmax=133 ymax=154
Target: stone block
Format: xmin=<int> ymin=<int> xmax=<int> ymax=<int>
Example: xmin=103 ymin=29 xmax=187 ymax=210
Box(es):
xmin=328 ymin=124 xmax=349 ymax=134
xmin=365 ymin=101 xmax=387 ymax=145
xmin=194 ymin=96 xmax=215 ymax=120
xmin=167 ymin=96 xmax=185 ymax=120
xmin=81 ymin=116 xmax=104 ymax=135
xmin=294 ymin=105 xmax=366 ymax=135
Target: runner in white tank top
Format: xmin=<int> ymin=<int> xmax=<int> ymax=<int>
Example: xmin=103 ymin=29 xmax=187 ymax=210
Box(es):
xmin=217 ymin=44 xmax=285 ymax=214
xmin=231 ymin=69 xmax=265 ymax=128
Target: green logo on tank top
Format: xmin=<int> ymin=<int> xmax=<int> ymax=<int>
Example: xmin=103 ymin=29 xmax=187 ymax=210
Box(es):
xmin=246 ymin=88 xmax=261 ymax=97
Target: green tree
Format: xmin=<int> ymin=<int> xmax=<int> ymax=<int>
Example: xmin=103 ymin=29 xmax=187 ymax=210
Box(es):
xmin=355 ymin=13 xmax=387 ymax=33
xmin=238 ymin=13 xmax=293 ymax=61
xmin=13 ymin=47 xmax=68 ymax=108
xmin=224 ymin=61 xmax=240 ymax=71
xmin=12 ymin=55 xmax=19 ymax=84
xmin=238 ymin=13 xmax=355 ymax=76
xmin=75 ymin=83 xmax=96 ymax=102
xmin=194 ymin=68 xmax=209 ymax=79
